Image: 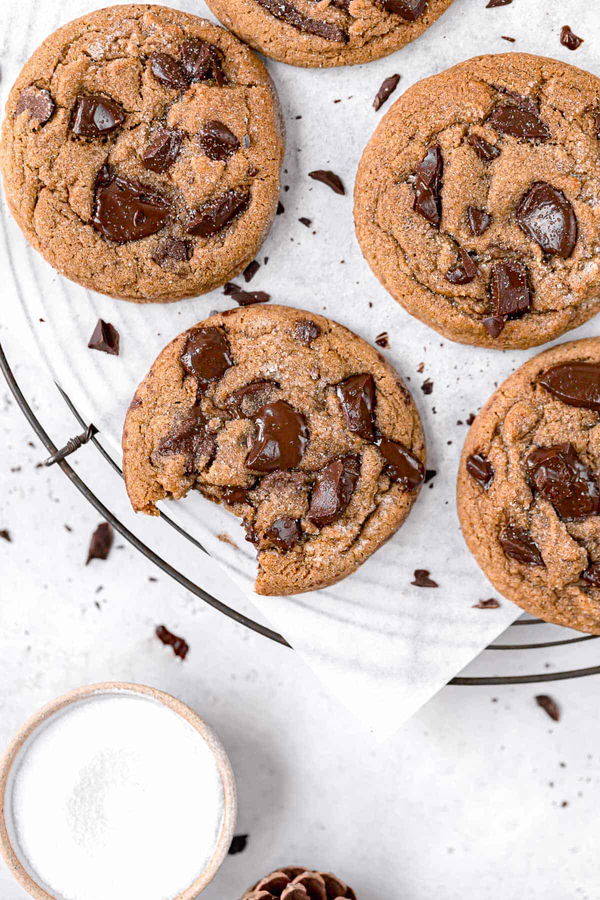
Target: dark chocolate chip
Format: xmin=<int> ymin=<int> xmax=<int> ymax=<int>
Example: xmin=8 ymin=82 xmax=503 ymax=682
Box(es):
xmin=70 ymin=94 xmax=125 ymax=138
xmin=466 ymin=452 xmax=494 ymax=489
xmin=293 ymin=319 xmax=321 ymax=344
xmin=228 ymin=835 xmax=248 ymax=855
xmin=155 ymin=625 xmax=189 ymax=660
xmin=373 ymin=74 xmax=400 ymax=111
xmin=375 ymin=332 xmax=389 ymax=348
xmin=152 ymin=236 xmax=193 ymax=266
xmin=308 ymin=169 xmax=346 ymax=195
xmin=247 ymin=400 xmax=308 ymax=472
xmin=378 ymin=0 xmax=427 ymax=19
xmin=482 ymin=315 xmax=506 ymax=339
xmin=581 ymin=563 xmax=600 ymax=587
xmin=142 ymin=128 xmax=182 ymax=173
xmin=472 ymin=598 xmax=501 ymax=608
xmin=412 ymin=569 xmax=438 ymax=588
xmin=489 ymin=260 xmax=531 ymax=327
xmin=254 ymin=0 xmax=348 ymax=41
xmin=560 ymin=25 xmax=584 ymax=50
xmin=467 ymin=206 xmax=492 ymax=236
xmin=198 ymin=120 xmax=240 ymax=161
xmin=243 ymin=260 xmax=260 ymax=282
xmin=15 ymin=86 xmax=55 ymax=125
xmin=516 ymin=182 xmax=577 ymax=258
xmin=336 ymin=373 xmax=376 ymax=441
xmin=149 ymin=52 xmax=189 ymax=90
xmin=86 ymin=522 xmax=113 ymax=564
xmin=88 ymin=319 xmax=120 ymax=355
xmin=90 ymin=166 xmax=171 ymax=244
xmin=186 ymin=188 xmax=250 ymax=237
xmin=486 ymin=103 xmax=551 ymax=142
xmin=378 ymin=438 xmax=425 ymax=490
xmin=228 ymin=289 xmax=271 ymax=307
xmin=413 ymin=144 xmax=443 ymax=226
xmin=537 ymin=362 xmax=600 ymax=411
xmin=499 ymin=524 xmax=544 ymax=566
xmin=467 ymin=133 xmax=501 ymax=161
xmin=526 ymin=443 xmax=599 ymax=520
xmin=181 ymin=39 xmax=226 ymax=86
xmin=263 ymin=517 xmax=302 ymax=551
xmin=308 ymin=454 xmax=360 ymax=527
xmin=536 ymin=694 xmax=560 ymax=722
xmin=180 ymin=327 xmax=233 ymax=388
xmin=446 ymin=247 xmax=479 ymax=285
xmin=227 ymin=380 xmax=277 ymax=417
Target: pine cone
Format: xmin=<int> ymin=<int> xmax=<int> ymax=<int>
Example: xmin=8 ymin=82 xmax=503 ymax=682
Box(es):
xmin=242 ymin=866 xmax=356 ymax=900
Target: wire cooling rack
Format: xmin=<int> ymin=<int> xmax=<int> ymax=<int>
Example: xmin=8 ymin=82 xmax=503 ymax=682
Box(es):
xmin=3 ymin=337 xmax=600 ymax=687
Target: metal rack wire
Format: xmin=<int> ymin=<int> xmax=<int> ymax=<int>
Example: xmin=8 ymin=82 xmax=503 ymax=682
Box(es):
xmin=3 ymin=338 xmax=600 ymax=687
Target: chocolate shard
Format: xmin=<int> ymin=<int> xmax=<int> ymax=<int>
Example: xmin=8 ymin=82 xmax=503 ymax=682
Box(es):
xmin=308 ymin=454 xmax=360 ymax=527
xmin=152 ymin=236 xmax=192 ymax=267
xmin=413 ymin=145 xmax=443 ymax=226
xmin=516 ymin=182 xmax=577 ymax=258
xmin=228 ymin=835 xmax=248 ymax=855
xmin=537 ymin=362 xmax=600 ymax=411
xmin=186 ymin=188 xmax=250 ymax=237
xmin=378 ymin=437 xmax=424 ymax=490
xmin=88 ymin=319 xmax=120 ymax=355
xmin=293 ymin=319 xmax=321 ymax=344
xmin=373 ymin=74 xmax=400 ymax=111
xmin=499 ymin=524 xmax=544 ymax=566
xmin=180 ymin=327 xmax=233 ymax=388
xmin=466 ymin=452 xmax=494 ymax=489
xmin=482 ymin=315 xmax=506 ymax=339
xmin=473 ymin=598 xmax=501 ymax=608
xmin=247 ymin=400 xmax=309 ymax=472
xmin=181 ymin=39 xmax=226 ymax=86
xmin=156 ymin=625 xmax=189 ymax=660
xmin=198 ymin=120 xmax=240 ymax=161
xmin=86 ymin=522 xmax=113 ymax=564
xmin=243 ymin=260 xmax=260 ymax=282
xmin=142 ymin=128 xmax=182 ymax=173
xmin=15 ymin=86 xmax=55 ymax=126
xmin=308 ymin=169 xmax=346 ymax=195
xmin=581 ymin=563 xmax=600 ymax=587
xmin=486 ymin=0 xmax=512 ymax=6
xmin=228 ymin=289 xmax=271 ymax=307
xmin=467 ymin=133 xmax=501 ymax=162
xmin=254 ymin=0 xmax=348 ymax=42
xmin=70 ymin=94 xmax=125 ymax=138
xmin=336 ymin=373 xmax=376 ymax=441
xmin=412 ymin=568 xmax=438 ymax=587
xmin=378 ymin=0 xmax=428 ymax=19
xmin=467 ymin=206 xmax=492 ymax=236
xmin=149 ymin=52 xmax=189 ymax=90
xmin=263 ymin=517 xmax=302 ymax=551
xmin=446 ymin=247 xmax=479 ymax=285
xmin=560 ymin=25 xmax=584 ymax=50
xmin=535 ymin=694 xmax=560 ymax=722
xmin=90 ymin=166 xmax=171 ymax=244
xmin=227 ymin=380 xmax=277 ymax=417
xmin=375 ymin=332 xmax=389 ymax=348
xmin=486 ymin=102 xmax=551 ymax=142
xmin=489 ymin=260 xmax=531 ymax=325
xmin=526 ymin=443 xmax=599 ymax=520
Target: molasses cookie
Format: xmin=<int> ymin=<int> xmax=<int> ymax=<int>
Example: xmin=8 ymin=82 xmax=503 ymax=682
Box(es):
xmin=205 ymin=0 xmax=454 ymax=68
xmin=0 ymin=5 xmax=283 ymax=302
xmin=123 ymin=304 xmax=425 ymax=595
xmin=355 ymin=53 xmax=600 ymax=349
xmin=458 ymin=338 xmax=600 ymax=633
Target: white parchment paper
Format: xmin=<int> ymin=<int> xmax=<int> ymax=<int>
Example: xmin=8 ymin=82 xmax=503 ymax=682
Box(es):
xmin=1 ymin=0 xmax=598 ymax=738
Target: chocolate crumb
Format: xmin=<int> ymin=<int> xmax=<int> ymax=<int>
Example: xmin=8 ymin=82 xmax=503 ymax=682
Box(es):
xmin=417 ymin=362 xmax=425 ymax=373
xmin=412 ymin=569 xmax=438 ymax=588
xmin=473 ymin=598 xmax=501 ymax=608
xmin=88 ymin=319 xmax=120 ymax=355
xmin=486 ymin=0 xmax=512 ymax=6
xmin=276 ymin=201 xmax=285 ymax=215
xmin=0 ymin=529 xmax=12 ymax=542
xmin=501 ymin=35 xmax=516 ymax=42
xmin=560 ymin=25 xmax=584 ymax=50
xmin=229 ymin=834 xmax=248 ymax=855
xmin=156 ymin=624 xmax=189 ymax=660
xmin=424 ymin=469 xmax=437 ymax=483
xmin=218 ymin=532 xmax=239 ymax=549
xmin=86 ymin=522 xmax=113 ymax=564
xmin=421 ymin=378 xmax=433 ymax=395
xmin=373 ymin=73 xmax=400 ymax=111
xmin=299 ymin=216 xmax=312 ymax=227
xmin=243 ymin=260 xmax=260 ymax=283
xmin=308 ymin=169 xmax=345 ymax=195
xmin=466 ymin=412 xmax=476 ymax=425
xmin=375 ymin=332 xmax=389 ymax=348
xmin=536 ymin=694 xmax=560 ymax=721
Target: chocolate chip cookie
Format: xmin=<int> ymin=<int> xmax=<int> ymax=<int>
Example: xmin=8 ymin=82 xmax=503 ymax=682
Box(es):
xmin=123 ymin=304 xmax=425 ymax=595
xmin=355 ymin=53 xmax=600 ymax=349
xmin=458 ymin=338 xmax=600 ymax=633
xmin=0 ymin=5 xmax=284 ymax=302
xmin=204 ymin=0 xmax=454 ymax=68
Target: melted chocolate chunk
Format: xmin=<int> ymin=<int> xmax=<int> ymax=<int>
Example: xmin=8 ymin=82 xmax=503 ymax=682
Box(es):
xmin=446 ymin=247 xmax=478 ymax=285
xmin=181 ymin=39 xmax=226 ymax=86
xmin=221 ymin=486 xmax=250 ymax=505
xmin=228 ymin=288 xmax=271 ymax=307
xmin=499 ymin=524 xmax=544 ymax=566
xmin=86 ymin=522 xmax=113 ymax=564
xmin=227 ymin=380 xmax=277 ymax=417
xmin=149 ymin=52 xmax=189 ymax=90
xmin=560 ymin=25 xmax=584 ymax=50
xmin=180 ymin=327 xmax=233 ymax=387
xmin=142 ymin=128 xmax=182 ymax=173
xmin=293 ymin=319 xmax=321 ymax=344
xmin=516 ymin=182 xmax=577 ymax=258
xmin=535 ymin=694 xmax=560 ymax=722
xmin=308 ymin=170 xmax=346 ymax=195
xmin=198 ymin=120 xmax=240 ymax=161
xmin=537 ymin=362 xmax=600 ymax=411
xmin=156 ymin=625 xmax=189 ymax=660
xmin=247 ymin=400 xmax=309 ymax=472
xmin=527 ymin=443 xmax=599 ymax=520
xmin=467 ymin=133 xmax=501 ymax=161
xmin=88 ymin=319 xmax=120 ymax=355
xmin=378 ymin=438 xmax=424 ymax=490
xmin=581 ymin=563 xmax=600 ymax=587
xmin=412 ymin=569 xmax=438 ymax=587
xmin=308 ymin=455 xmax=360 ymax=527
xmin=90 ymin=166 xmax=171 ymax=244
xmin=264 ymin=517 xmax=302 ymax=551
xmin=70 ymin=94 xmax=125 ymax=138
xmin=336 ymin=374 xmax=376 ymax=441
xmin=15 ymin=86 xmax=55 ymax=125
xmin=489 ymin=260 xmax=531 ymax=329
xmin=373 ymin=74 xmax=400 ymax=111
xmin=413 ymin=145 xmax=443 ymax=226
xmin=254 ymin=0 xmax=348 ymax=41
xmin=466 ymin=452 xmax=494 ymax=489
xmin=378 ymin=0 xmax=428 ymax=19
xmin=467 ymin=206 xmax=492 ymax=236
xmin=187 ymin=188 xmax=250 ymax=237
xmin=152 ymin=236 xmax=192 ymax=266
xmin=486 ymin=102 xmax=551 ymax=142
